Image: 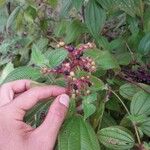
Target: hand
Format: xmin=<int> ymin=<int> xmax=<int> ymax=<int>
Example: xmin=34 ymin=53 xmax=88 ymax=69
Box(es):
xmin=0 ymin=80 xmax=70 ymax=150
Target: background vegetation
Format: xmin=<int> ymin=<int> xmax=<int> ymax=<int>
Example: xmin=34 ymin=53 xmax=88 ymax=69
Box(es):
xmin=0 ymin=0 xmax=150 ymax=149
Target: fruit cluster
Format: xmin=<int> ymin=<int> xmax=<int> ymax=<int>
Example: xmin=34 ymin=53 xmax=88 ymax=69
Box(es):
xmin=41 ymin=42 xmax=96 ymax=98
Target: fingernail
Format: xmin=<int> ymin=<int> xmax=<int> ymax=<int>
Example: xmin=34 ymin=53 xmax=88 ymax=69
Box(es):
xmin=59 ymin=94 xmax=70 ymax=108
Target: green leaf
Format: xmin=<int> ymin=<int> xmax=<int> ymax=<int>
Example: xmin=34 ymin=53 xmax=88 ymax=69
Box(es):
xmin=72 ymin=0 xmax=84 ymax=10
xmin=115 ymin=0 xmax=137 ymax=17
xmin=96 ymin=0 xmax=117 ymax=12
xmin=83 ymin=93 xmax=97 ymax=120
xmin=0 ymin=62 xmax=14 ymax=84
xmin=85 ymin=0 xmax=106 ymax=37
xmin=130 ymin=91 xmax=150 ymax=116
xmin=0 ymin=0 xmax=5 ymax=6
xmin=98 ymin=127 xmax=135 ymax=150
xmin=48 ymin=0 xmax=58 ymax=8
xmin=138 ymin=33 xmax=150 ymax=55
xmin=97 ymin=51 xmax=119 ymax=70
xmin=65 ymin=20 xmax=86 ymax=44
xmin=58 ymin=115 xmax=100 ymax=150
xmin=25 ymin=101 xmax=51 ymax=126
xmin=48 ymin=48 xmax=68 ymax=68
xmin=90 ymin=76 xmax=104 ymax=91
xmin=3 ymin=67 xmax=41 ymax=83
xmin=119 ymin=83 xmax=140 ymax=100
xmin=6 ymin=6 xmax=21 ymax=31
xmin=31 ymin=44 xmax=48 ymax=67
xmin=24 ymin=5 xmax=37 ymax=23
xmin=101 ymin=112 xmax=117 ymax=128
xmin=0 ymin=7 xmax=8 ymax=32
xmin=54 ymin=20 xmax=67 ymax=37
xmin=83 ymin=104 xmax=96 ymax=120
xmin=60 ymin=0 xmax=73 ymax=17
xmin=140 ymin=117 xmax=150 ymax=137
xmin=127 ymin=114 xmax=147 ymax=124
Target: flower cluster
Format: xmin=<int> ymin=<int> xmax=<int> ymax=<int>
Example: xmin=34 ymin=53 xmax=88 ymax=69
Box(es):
xmin=41 ymin=42 xmax=96 ymax=98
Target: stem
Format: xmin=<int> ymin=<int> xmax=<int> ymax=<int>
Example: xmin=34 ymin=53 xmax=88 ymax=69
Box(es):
xmin=111 ymin=90 xmax=141 ymax=145
xmin=139 ymin=0 xmax=144 ymax=29
xmin=111 ymin=90 xmax=130 ymax=115
xmin=125 ymin=42 xmax=135 ymax=62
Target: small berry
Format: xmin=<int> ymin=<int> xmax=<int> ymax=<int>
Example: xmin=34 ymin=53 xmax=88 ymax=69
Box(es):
xmin=71 ymin=94 xmax=76 ymax=99
xmin=83 ymin=67 xmax=89 ymax=72
xmin=75 ymin=90 xmax=79 ymax=94
xmin=88 ymin=82 xmax=92 ymax=87
xmin=86 ymin=76 xmax=90 ymax=79
xmin=91 ymin=66 xmax=96 ymax=70
xmin=64 ymin=70 xmax=70 ymax=76
xmin=68 ymin=46 xmax=75 ymax=52
xmin=81 ymin=77 xmax=85 ymax=80
xmin=86 ymin=90 xmax=90 ymax=94
xmin=83 ymin=45 xmax=89 ymax=49
xmin=91 ymin=61 xmax=95 ymax=65
xmin=56 ymin=44 xmax=60 ymax=48
xmin=73 ymin=84 xmax=78 ymax=90
xmin=65 ymin=63 xmax=70 ymax=67
xmin=72 ymin=77 xmax=77 ymax=81
xmin=70 ymin=71 xmax=75 ymax=77
xmin=59 ymin=41 xmax=65 ymax=47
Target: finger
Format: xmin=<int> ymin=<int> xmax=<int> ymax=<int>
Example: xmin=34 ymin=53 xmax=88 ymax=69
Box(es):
xmin=0 ymin=80 xmax=31 ymax=106
xmin=32 ymin=94 xmax=70 ymax=148
xmin=12 ymin=86 xmax=66 ymax=112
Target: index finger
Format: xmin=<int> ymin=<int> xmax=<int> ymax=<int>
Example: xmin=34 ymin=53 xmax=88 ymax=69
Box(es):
xmin=0 ymin=80 xmax=31 ymax=107
xmin=11 ymin=86 xmax=66 ymax=112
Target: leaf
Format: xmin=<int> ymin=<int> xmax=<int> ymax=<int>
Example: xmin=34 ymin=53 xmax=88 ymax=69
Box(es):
xmin=60 ymin=0 xmax=73 ymax=17
xmin=83 ymin=93 xmax=97 ymax=120
xmin=140 ymin=117 xmax=150 ymax=137
xmin=25 ymin=101 xmax=51 ymax=126
xmin=72 ymin=0 xmax=84 ymax=10
xmin=0 ymin=62 xmax=14 ymax=84
xmin=98 ymin=127 xmax=135 ymax=150
xmin=101 ymin=112 xmax=117 ymax=128
xmin=0 ymin=7 xmax=8 ymax=32
xmin=138 ymin=33 xmax=150 ymax=55
xmin=54 ymin=20 xmax=67 ymax=37
xmin=85 ymin=0 xmax=106 ymax=37
xmin=3 ymin=67 xmax=41 ymax=83
xmin=119 ymin=83 xmax=140 ymax=100
xmin=0 ymin=0 xmax=5 ymax=6
xmin=130 ymin=91 xmax=150 ymax=116
xmin=36 ymin=38 xmax=48 ymax=51
xmin=115 ymin=0 xmax=137 ymax=17
xmin=65 ymin=20 xmax=86 ymax=44
xmin=96 ymin=0 xmax=117 ymax=12
xmin=48 ymin=48 xmax=68 ymax=68
xmin=83 ymin=104 xmax=96 ymax=120
xmin=90 ymin=76 xmax=104 ymax=91
xmin=6 ymin=6 xmax=21 ymax=31
xmin=92 ymin=97 xmax=105 ymax=129
xmin=127 ymin=114 xmax=147 ymax=124
xmin=97 ymin=51 xmax=119 ymax=70
xmin=58 ymin=115 xmax=100 ymax=150
xmin=31 ymin=44 xmax=48 ymax=67
xmin=48 ymin=0 xmax=58 ymax=8
xmin=24 ymin=5 xmax=37 ymax=23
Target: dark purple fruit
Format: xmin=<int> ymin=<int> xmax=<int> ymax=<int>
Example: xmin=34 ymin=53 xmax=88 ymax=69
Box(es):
xmin=64 ymin=70 xmax=70 ymax=76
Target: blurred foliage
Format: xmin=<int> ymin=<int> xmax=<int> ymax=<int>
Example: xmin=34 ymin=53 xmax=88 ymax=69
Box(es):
xmin=0 ymin=0 xmax=150 ymax=149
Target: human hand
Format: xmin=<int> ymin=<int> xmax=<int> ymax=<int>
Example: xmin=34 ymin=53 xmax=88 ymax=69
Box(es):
xmin=0 ymin=80 xmax=70 ymax=150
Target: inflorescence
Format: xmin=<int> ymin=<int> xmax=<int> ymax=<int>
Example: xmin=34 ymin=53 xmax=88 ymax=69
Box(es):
xmin=41 ymin=42 xmax=96 ymax=98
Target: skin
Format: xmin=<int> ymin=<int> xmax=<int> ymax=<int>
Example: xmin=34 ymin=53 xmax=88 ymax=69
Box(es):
xmin=0 ymin=80 xmax=70 ymax=150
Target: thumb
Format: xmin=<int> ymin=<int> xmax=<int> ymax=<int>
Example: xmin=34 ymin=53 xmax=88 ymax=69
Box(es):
xmin=33 ymin=94 xmax=70 ymax=146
